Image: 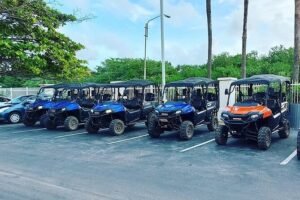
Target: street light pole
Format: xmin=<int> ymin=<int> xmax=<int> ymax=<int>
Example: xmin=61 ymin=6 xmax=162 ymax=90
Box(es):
xmin=144 ymin=14 xmax=170 ymax=80
xmin=160 ymin=0 xmax=166 ymax=100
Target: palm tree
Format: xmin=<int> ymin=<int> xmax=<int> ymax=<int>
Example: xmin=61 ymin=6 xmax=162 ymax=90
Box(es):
xmin=206 ymin=0 xmax=212 ymax=79
xmin=241 ymin=0 xmax=249 ymax=78
xmin=293 ymin=0 xmax=300 ymax=82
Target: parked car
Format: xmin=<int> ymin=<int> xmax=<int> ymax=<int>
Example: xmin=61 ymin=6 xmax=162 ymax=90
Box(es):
xmin=23 ymin=84 xmax=67 ymax=127
xmin=147 ymin=77 xmax=219 ymax=140
xmin=0 ymin=95 xmax=36 ymax=123
xmin=85 ymin=80 xmax=159 ymax=135
xmin=216 ymin=74 xmax=290 ymax=150
xmin=45 ymin=83 xmax=101 ymax=131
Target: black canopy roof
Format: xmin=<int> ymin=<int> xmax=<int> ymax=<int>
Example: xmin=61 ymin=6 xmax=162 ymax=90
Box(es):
xmin=232 ymin=74 xmax=290 ymax=85
xmin=110 ymin=80 xmax=155 ymax=88
xmin=165 ymin=77 xmax=217 ymax=87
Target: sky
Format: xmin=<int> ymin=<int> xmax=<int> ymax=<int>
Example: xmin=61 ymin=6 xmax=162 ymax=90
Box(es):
xmin=53 ymin=0 xmax=294 ymax=70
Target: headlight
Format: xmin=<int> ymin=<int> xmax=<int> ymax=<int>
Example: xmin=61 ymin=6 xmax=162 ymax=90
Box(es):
xmin=91 ymin=109 xmax=94 ymax=113
xmin=61 ymin=108 xmax=66 ymax=111
xmin=105 ymin=109 xmax=112 ymax=114
xmin=155 ymin=110 xmax=159 ymax=114
xmin=0 ymin=107 xmax=9 ymax=113
xmin=38 ymin=106 xmax=43 ymax=110
xmin=222 ymin=113 xmax=229 ymax=118
xmin=175 ymin=110 xmax=182 ymax=115
xmin=250 ymin=114 xmax=259 ymax=119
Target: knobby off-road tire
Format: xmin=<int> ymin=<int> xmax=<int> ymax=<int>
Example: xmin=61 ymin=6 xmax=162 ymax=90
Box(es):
xmin=45 ymin=117 xmax=57 ymax=130
xmin=207 ymin=114 xmax=219 ymax=132
xmin=147 ymin=113 xmax=162 ymax=138
xmin=64 ymin=116 xmax=79 ymax=131
xmin=179 ymin=120 xmax=194 ymax=140
xmin=39 ymin=114 xmax=48 ymax=128
xmin=278 ymin=120 xmax=290 ymax=139
xmin=23 ymin=113 xmax=36 ymax=127
xmin=85 ymin=119 xmax=99 ymax=134
xmin=257 ymin=126 xmax=272 ymax=150
xmin=109 ymin=119 xmax=125 ymax=136
xmin=215 ymin=125 xmax=228 ymax=145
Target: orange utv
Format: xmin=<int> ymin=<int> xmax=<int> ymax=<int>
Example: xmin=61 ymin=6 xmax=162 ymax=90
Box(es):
xmin=216 ymin=74 xmax=290 ymax=150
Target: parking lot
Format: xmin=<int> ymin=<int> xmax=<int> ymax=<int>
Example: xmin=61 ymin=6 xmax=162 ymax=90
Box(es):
xmin=0 ymin=122 xmax=299 ymax=200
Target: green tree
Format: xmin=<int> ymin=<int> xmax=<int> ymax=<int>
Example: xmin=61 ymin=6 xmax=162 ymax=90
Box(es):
xmin=0 ymin=0 xmax=89 ymax=80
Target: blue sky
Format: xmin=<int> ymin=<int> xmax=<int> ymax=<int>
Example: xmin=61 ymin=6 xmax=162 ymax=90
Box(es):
xmin=53 ymin=0 xmax=293 ymax=70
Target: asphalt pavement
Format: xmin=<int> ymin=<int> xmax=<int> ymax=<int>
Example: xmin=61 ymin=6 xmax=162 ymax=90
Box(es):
xmin=0 ymin=122 xmax=299 ymax=200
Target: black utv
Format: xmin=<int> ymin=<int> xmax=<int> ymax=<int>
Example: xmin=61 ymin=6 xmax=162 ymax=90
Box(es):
xmin=85 ymin=80 xmax=159 ymax=135
xmin=147 ymin=77 xmax=219 ymax=140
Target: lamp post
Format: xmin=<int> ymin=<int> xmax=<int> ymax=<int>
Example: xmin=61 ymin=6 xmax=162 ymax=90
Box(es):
xmin=144 ymin=14 xmax=170 ymax=80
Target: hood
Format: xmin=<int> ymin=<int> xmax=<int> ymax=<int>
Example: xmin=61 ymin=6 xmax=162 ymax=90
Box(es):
xmin=225 ymin=105 xmax=272 ymax=118
xmin=156 ymin=101 xmax=192 ymax=113
xmin=29 ymin=99 xmax=52 ymax=108
xmin=51 ymin=100 xmax=80 ymax=110
xmin=93 ymin=102 xmax=125 ymax=113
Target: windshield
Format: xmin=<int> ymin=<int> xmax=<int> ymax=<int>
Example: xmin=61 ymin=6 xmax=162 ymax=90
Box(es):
xmin=37 ymin=87 xmax=56 ymax=100
xmin=229 ymin=83 xmax=268 ymax=106
xmin=164 ymin=86 xmax=192 ymax=103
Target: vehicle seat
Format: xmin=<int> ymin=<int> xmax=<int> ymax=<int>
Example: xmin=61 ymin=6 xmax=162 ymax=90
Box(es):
xmin=103 ymin=94 xmax=111 ymax=101
xmin=191 ymin=89 xmax=203 ymax=110
xmin=268 ymin=88 xmax=280 ymax=113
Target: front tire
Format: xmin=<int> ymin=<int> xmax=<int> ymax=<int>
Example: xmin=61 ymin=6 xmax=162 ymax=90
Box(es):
xmin=23 ymin=114 xmax=36 ymax=127
xmin=207 ymin=114 xmax=218 ymax=131
xmin=9 ymin=112 xmax=22 ymax=124
xmin=109 ymin=119 xmax=125 ymax=136
xmin=278 ymin=120 xmax=290 ymax=139
xmin=215 ymin=125 xmax=228 ymax=145
xmin=85 ymin=120 xmax=99 ymax=134
xmin=257 ymin=126 xmax=272 ymax=150
xmin=39 ymin=114 xmax=48 ymax=128
xmin=64 ymin=116 xmax=79 ymax=131
xmin=147 ymin=113 xmax=162 ymax=138
xmin=179 ymin=120 xmax=194 ymax=140
xmin=45 ymin=117 xmax=57 ymax=130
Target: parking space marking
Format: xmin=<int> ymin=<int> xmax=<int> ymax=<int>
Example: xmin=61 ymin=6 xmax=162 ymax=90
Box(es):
xmin=107 ymin=134 xmax=148 ymax=145
xmin=0 ymin=124 xmax=23 ymax=128
xmin=54 ymin=132 xmax=88 ymax=139
xmin=180 ymin=139 xmax=215 ymax=153
xmin=280 ymin=149 xmax=297 ymax=165
xmin=10 ymin=128 xmax=46 ymax=134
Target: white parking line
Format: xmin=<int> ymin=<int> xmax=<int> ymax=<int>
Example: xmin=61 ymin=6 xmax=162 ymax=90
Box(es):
xmin=180 ymin=139 xmax=215 ymax=153
xmin=10 ymin=128 xmax=46 ymax=134
xmin=0 ymin=124 xmax=23 ymax=128
xmin=107 ymin=134 xmax=148 ymax=145
xmin=280 ymin=149 xmax=297 ymax=165
xmin=54 ymin=132 xmax=87 ymax=139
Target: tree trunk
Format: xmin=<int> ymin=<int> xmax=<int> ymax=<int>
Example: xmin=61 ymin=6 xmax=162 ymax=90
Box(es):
xmin=241 ymin=0 xmax=249 ymax=78
xmin=294 ymin=0 xmax=300 ymax=82
xmin=206 ymin=0 xmax=212 ymax=79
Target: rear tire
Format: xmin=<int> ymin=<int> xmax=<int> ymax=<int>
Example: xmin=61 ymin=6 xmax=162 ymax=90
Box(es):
xmin=9 ymin=112 xmax=22 ymax=124
xmin=257 ymin=126 xmax=272 ymax=150
xmin=23 ymin=114 xmax=36 ymax=127
xmin=109 ymin=119 xmax=125 ymax=136
xmin=215 ymin=125 xmax=228 ymax=145
xmin=147 ymin=113 xmax=162 ymax=138
xmin=207 ymin=114 xmax=218 ymax=131
xmin=39 ymin=114 xmax=48 ymax=128
xmin=45 ymin=117 xmax=57 ymax=130
xmin=179 ymin=120 xmax=194 ymax=140
xmin=64 ymin=116 xmax=79 ymax=131
xmin=297 ymin=131 xmax=300 ymax=160
xmin=85 ymin=119 xmax=99 ymax=134
xmin=278 ymin=120 xmax=290 ymax=139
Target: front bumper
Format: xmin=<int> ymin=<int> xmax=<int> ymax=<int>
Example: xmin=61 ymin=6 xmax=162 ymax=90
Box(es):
xmin=157 ymin=112 xmax=181 ymax=130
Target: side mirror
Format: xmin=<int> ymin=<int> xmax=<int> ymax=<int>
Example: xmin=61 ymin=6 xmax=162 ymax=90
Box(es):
xmin=225 ymin=89 xmax=229 ymax=95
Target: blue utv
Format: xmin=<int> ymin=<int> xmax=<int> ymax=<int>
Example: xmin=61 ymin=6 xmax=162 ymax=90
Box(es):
xmin=147 ymin=77 xmax=219 ymax=140
xmin=45 ymin=83 xmax=102 ymax=131
xmin=23 ymin=84 xmax=66 ymax=127
xmin=85 ymin=80 xmax=159 ymax=135
xmin=298 ymin=131 xmax=300 ymax=160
